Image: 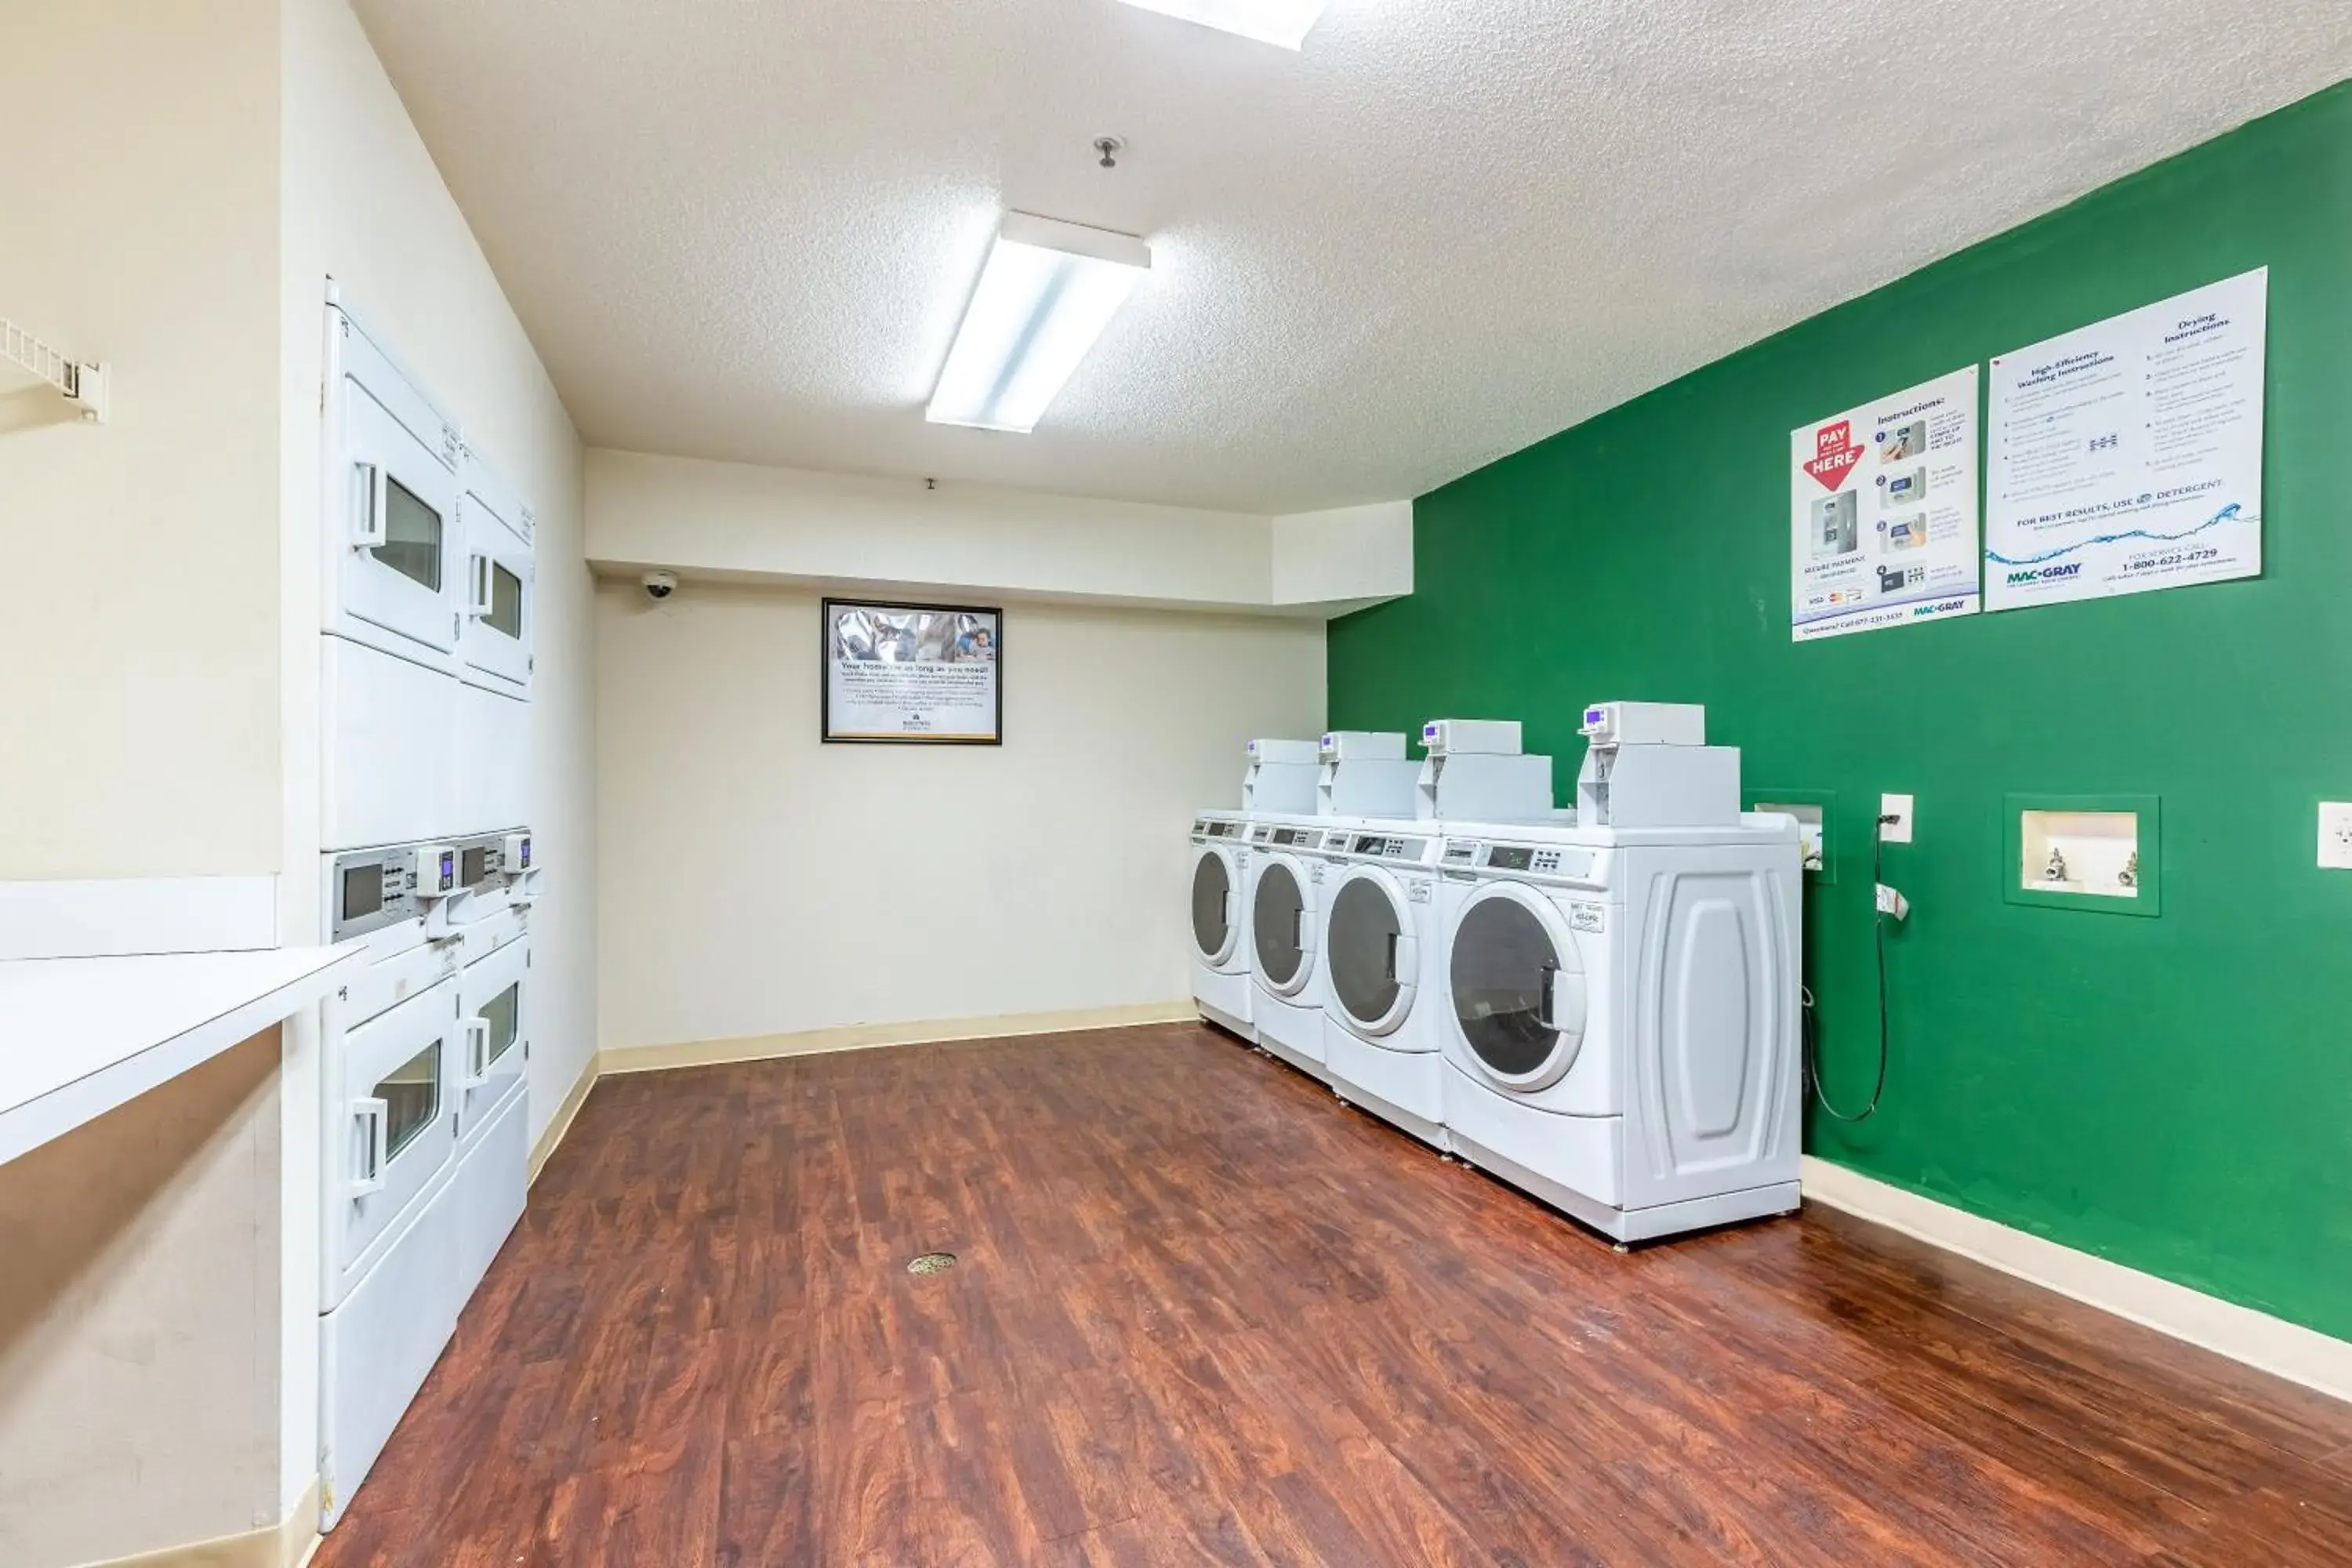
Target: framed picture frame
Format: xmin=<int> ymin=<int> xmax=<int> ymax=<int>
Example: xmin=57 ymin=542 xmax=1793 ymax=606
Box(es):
xmin=820 ymin=597 xmax=1004 ymax=746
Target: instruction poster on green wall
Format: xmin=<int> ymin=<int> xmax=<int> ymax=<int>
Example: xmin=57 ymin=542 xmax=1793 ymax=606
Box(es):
xmin=1790 ymin=365 xmax=1982 ymax=641
xmin=1985 ymin=268 xmax=2267 ymax=611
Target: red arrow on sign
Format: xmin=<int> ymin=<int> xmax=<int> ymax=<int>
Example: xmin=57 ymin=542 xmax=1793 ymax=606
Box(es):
xmin=1802 ymin=419 xmax=1864 ymax=492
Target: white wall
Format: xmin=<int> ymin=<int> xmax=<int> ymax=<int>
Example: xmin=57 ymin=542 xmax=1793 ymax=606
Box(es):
xmin=1274 ymin=501 xmax=1417 ymax=609
xmin=275 ymin=0 xmax=596 ymax=1513
xmin=597 ymin=581 xmax=1323 ymax=1051
xmin=0 ymin=0 xmax=284 ymax=880
xmin=587 ymin=448 xmax=1412 ymax=614
xmin=0 ymin=1030 xmax=282 ymax=1566
xmin=0 ymin=9 xmax=294 ymax=1562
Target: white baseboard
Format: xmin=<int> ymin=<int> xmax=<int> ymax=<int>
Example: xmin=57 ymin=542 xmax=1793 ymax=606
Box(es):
xmin=527 ymin=1051 xmax=601 ymax=1185
xmin=597 ymin=1000 xmax=1197 ymax=1077
xmin=1802 ymin=1155 xmax=2352 ymax=1406
xmin=81 ymin=1474 xmax=321 ymax=1567
xmin=0 ymin=875 xmax=278 ymax=960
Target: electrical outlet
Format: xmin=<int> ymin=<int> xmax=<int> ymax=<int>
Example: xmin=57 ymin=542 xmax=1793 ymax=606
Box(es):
xmin=2320 ymin=802 xmax=2352 ymax=869
xmin=1879 ymin=793 xmax=1915 ymax=844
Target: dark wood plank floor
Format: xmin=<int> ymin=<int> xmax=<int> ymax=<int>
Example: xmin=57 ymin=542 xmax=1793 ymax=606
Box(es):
xmin=317 ymin=1023 xmax=2352 ymax=1566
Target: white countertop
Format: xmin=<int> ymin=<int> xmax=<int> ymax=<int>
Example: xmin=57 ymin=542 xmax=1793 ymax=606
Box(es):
xmin=0 ymin=943 xmax=362 ymax=1167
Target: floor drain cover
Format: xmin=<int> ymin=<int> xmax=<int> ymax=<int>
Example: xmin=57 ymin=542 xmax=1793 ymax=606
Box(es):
xmin=907 ymin=1251 xmax=957 ymax=1276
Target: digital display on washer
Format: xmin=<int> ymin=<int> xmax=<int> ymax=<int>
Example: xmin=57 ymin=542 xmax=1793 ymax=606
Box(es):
xmin=1352 ymin=833 xmax=1386 ymax=854
xmin=1486 ymin=845 xmax=1535 ymax=871
xmin=1272 ymin=827 xmax=1306 ymax=846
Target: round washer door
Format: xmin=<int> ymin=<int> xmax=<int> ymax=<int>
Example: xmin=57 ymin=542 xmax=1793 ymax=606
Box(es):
xmin=1190 ymin=844 xmax=1240 ymax=965
xmin=1252 ymin=854 xmax=1318 ymax=996
xmin=1446 ymin=880 xmax=1588 ymax=1091
xmin=1323 ymin=868 xmax=1418 ymax=1036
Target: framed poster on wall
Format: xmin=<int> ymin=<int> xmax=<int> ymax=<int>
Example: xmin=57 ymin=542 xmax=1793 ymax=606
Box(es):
xmin=821 ymin=598 xmax=1003 ymax=745
xmin=1984 ymin=268 xmax=2267 ymax=612
xmin=1789 ymin=365 xmax=1982 ymax=641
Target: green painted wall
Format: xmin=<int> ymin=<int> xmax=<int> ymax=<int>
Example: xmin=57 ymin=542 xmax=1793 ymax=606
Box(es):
xmin=1327 ymin=84 xmax=2352 ymax=1341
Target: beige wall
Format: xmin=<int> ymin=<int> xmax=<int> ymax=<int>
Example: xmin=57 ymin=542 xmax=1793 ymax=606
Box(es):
xmin=2 ymin=0 xmax=593 ymax=1546
xmin=0 ymin=0 xmax=285 ymax=879
xmin=276 ymin=0 xmax=597 ymax=1504
xmin=278 ymin=0 xmax=595 ymax=1136
xmin=586 ymin=448 xmax=1413 ymax=615
xmin=0 ymin=1029 xmax=283 ymax=1566
xmin=596 ymin=581 xmax=1324 ymax=1051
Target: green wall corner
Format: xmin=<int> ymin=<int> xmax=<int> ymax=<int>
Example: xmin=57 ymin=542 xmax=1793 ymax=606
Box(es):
xmin=1327 ymin=82 xmax=2352 ymax=1342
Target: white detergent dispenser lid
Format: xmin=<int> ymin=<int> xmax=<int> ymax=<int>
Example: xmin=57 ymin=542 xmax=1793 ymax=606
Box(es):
xmin=1247 ymin=738 xmax=1320 ymax=766
xmin=1319 ymin=731 xmax=1409 ymax=761
xmin=1419 ymin=719 xmax=1523 ymax=756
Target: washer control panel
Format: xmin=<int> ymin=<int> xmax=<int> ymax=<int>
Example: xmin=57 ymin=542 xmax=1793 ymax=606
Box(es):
xmin=1339 ymin=832 xmax=1436 ymax=864
xmin=1444 ymin=840 xmax=1601 ymax=884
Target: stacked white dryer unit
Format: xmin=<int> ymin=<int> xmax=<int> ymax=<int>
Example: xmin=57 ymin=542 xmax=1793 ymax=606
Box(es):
xmin=317 ymin=293 xmax=542 ymax=1526
xmin=1320 ymin=720 xmax=1555 ymax=1146
xmin=1437 ymin=703 xmax=1802 ymax=1243
xmin=1189 ymin=739 xmax=1319 ymax=1039
xmin=1243 ymin=732 xmax=1421 ymax=1080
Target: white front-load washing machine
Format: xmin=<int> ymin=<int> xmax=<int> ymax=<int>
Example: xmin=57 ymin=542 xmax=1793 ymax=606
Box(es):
xmin=1436 ymin=815 xmax=1802 ymax=1243
xmin=1243 ymin=815 xmax=1346 ymax=1079
xmin=1189 ymin=740 xmax=1320 ymax=1039
xmin=1189 ymin=810 xmax=1255 ymax=1038
xmin=1318 ymin=823 xmax=1451 ymax=1148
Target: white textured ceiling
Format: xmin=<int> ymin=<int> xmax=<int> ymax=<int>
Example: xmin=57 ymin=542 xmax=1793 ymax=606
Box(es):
xmin=353 ymin=0 xmax=2347 ymax=514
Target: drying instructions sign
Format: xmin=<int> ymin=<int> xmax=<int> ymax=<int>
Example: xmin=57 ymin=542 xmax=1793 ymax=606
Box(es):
xmin=1791 ymin=365 xmax=1981 ymax=641
xmin=1985 ymin=268 xmax=2267 ymax=611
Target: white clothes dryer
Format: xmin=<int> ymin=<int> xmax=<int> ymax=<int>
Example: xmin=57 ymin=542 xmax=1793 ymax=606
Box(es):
xmin=1189 ymin=811 xmax=1255 ymax=1038
xmin=1243 ymin=815 xmax=1345 ymax=1080
xmin=1318 ymin=823 xmax=1451 ymax=1149
xmin=316 ymin=830 xmax=539 ymax=1528
xmin=1436 ymin=816 xmax=1803 ymax=1243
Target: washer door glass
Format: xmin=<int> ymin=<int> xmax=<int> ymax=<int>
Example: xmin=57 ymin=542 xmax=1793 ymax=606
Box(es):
xmin=1451 ymin=893 xmax=1571 ymax=1077
xmin=1328 ymin=876 xmax=1405 ymax=1025
xmin=1253 ymin=860 xmax=1306 ymax=986
xmin=1191 ymin=851 xmax=1231 ymax=959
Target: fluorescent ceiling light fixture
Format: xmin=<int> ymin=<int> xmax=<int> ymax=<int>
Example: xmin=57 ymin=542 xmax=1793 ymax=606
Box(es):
xmin=1112 ymin=0 xmax=1333 ymax=49
xmin=927 ymin=212 xmax=1151 ymax=434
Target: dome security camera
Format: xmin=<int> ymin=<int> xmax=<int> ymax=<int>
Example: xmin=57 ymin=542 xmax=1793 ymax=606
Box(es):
xmin=641 ymin=571 xmax=679 ymax=602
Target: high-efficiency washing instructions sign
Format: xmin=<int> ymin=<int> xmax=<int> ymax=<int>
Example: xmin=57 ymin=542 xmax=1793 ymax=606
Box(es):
xmin=1985 ymin=269 xmax=2267 ymax=612
xmin=1791 ymin=365 xmax=1982 ymax=641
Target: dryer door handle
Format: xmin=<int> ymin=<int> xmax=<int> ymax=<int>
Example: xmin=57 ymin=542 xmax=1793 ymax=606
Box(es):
xmin=467 ymin=553 xmax=493 ymax=619
xmin=459 ymin=1017 xmax=492 ymax=1091
xmin=353 ymin=462 xmax=390 ymax=550
xmin=350 ymin=1097 xmax=390 ymax=1198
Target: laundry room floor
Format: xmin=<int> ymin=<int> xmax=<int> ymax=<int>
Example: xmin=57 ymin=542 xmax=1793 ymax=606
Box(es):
xmin=314 ymin=1023 xmax=2352 ymax=1566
